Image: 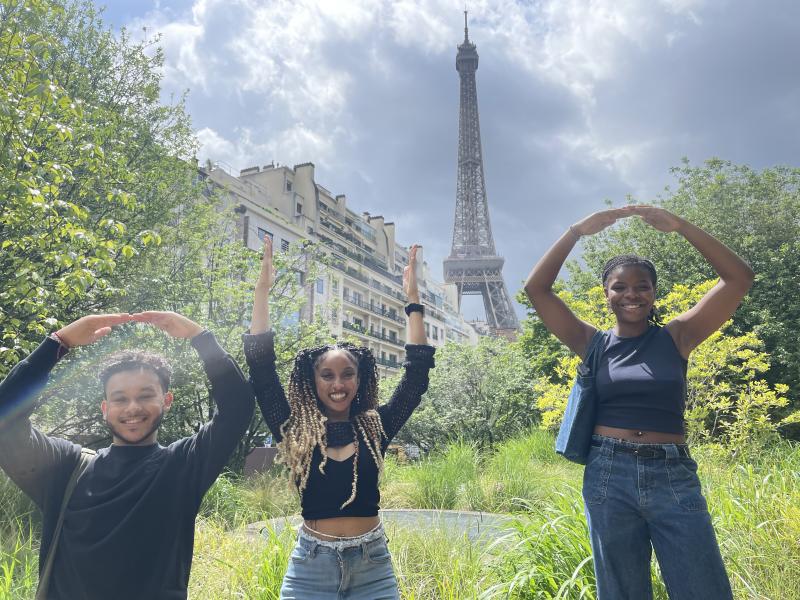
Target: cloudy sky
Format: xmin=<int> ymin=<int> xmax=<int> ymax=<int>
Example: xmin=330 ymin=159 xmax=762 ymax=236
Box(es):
xmin=99 ymin=0 xmax=800 ymax=320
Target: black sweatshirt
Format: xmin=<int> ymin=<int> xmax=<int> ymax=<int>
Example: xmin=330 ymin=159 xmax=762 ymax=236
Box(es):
xmin=0 ymin=332 xmax=255 ymax=600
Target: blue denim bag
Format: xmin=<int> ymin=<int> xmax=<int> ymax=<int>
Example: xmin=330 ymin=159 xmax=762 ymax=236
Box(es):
xmin=555 ymin=330 xmax=607 ymax=464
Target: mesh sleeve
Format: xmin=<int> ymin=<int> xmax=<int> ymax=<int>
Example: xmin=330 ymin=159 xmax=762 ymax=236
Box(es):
xmin=377 ymin=344 xmax=435 ymax=443
xmin=242 ymin=331 xmax=290 ymax=441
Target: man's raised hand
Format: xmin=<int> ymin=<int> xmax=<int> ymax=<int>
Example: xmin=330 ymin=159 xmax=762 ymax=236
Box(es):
xmin=55 ymin=314 xmax=133 ymax=348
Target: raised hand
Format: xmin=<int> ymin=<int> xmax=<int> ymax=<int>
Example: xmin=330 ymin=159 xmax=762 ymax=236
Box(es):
xmin=571 ymin=207 xmax=633 ymax=237
xmin=403 ymin=245 xmax=421 ymax=303
xmin=132 ymin=311 xmax=203 ymax=339
xmin=256 ymin=237 xmax=275 ymax=293
xmin=628 ymin=205 xmax=683 ymax=233
xmin=55 ymin=313 xmax=133 ymax=348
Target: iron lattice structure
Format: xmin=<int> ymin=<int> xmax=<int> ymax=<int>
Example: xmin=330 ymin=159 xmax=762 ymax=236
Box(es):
xmin=443 ymin=13 xmax=519 ymax=335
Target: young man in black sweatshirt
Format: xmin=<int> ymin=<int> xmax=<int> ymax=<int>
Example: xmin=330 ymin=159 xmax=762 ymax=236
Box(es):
xmin=0 ymin=311 xmax=255 ymax=599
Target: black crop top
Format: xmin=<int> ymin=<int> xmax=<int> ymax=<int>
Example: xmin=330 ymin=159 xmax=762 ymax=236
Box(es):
xmin=243 ymin=331 xmax=435 ymax=520
xmin=595 ymin=326 xmax=687 ymax=434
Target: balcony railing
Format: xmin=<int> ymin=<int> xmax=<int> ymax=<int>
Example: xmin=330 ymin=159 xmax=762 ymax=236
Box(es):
xmin=376 ymin=357 xmax=401 ymax=369
xmin=342 ymin=320 xmax=405 ymax=347
xmin=343 ymin=293 xmax=405 ymax=324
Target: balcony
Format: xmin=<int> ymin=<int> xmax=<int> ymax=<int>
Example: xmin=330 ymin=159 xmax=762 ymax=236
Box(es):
xmin=342 ymin=320 xmax=405 ymax=347
xmin=376 ymin=356 xmax=401 ymax=369
xmin=343 ymin=293 xmax=405 ymax=325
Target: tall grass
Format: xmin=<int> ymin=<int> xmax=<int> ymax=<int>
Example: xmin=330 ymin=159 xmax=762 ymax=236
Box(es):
xmin=0 ymin=476 xmax=38 ymax=600
xmin=2 ymin=430 xmax=799 ymax=598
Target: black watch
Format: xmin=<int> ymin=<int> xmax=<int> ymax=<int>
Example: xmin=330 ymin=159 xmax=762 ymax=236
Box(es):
xmin=404 ymin=303 xmax=424 ymax=316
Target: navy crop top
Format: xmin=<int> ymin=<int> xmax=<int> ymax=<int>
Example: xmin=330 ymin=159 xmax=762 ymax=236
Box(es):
xmin=595 ymin=326 xmax=687 ymax=434
xmin=243 ymin=331 xmax=435 ymax=520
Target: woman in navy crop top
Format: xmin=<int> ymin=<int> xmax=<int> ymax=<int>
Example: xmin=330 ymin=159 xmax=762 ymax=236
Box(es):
xmin=243 ymin=239 xmax=433 ymax=599
xmin=525 ymin=205 xmax=753 ymax=599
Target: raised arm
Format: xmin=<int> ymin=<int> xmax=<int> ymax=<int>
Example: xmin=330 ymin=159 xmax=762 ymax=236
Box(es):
xmin=132 ymin=311 xmax=255 ymax=498
xmin=251 ymin=237 xmax=274 ymax=335
xmin=524 ymin=209 xmax=629 ymax=358
xmin=378 ymin=245 xmax=435 ymax=441
xmin=0 ymin=313 xmax=132 ymax=507
xmin=404 ymin=245 xmax=426 ymax=346
xmin=630 ymin=206 xmax=755 ymax=358
xmin=242 ymin=238 xmax=290 ymax=440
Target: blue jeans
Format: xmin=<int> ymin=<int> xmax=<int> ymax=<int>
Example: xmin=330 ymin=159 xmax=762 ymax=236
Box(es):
xmin=583 ymin=435 xmax=732 ymax=600
xmin=280 ymin=532 xmax=399 ymax=599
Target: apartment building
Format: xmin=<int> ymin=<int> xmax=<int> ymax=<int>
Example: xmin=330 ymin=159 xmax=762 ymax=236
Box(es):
xmin=201 ymin=161 xmax=479 ymax=376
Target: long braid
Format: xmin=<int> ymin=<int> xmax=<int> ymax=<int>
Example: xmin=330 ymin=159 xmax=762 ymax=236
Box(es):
xmin=277 ymin=342 xmax=387 ymax=505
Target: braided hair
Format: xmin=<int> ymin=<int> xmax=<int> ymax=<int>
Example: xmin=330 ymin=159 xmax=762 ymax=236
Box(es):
xmin=277 ymin=342 xmax=386 ymax=509
xmin=601 ymin=254 xmax=663 ymax=326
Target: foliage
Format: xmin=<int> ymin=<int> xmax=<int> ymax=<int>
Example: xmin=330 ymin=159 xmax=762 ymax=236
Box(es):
xmin=532 ymin=280 xmax=796 ymax=448
xmin=572 ymin=159 xmax=800 ymax=427
xmin=0 ymin=0 xmax=196 ymax=376
xmin=387 ymin=337 xmax=535 ymax=450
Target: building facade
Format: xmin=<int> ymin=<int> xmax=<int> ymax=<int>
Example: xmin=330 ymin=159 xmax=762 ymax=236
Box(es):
xmin=201 ymin=161 xmax=478 ymax=376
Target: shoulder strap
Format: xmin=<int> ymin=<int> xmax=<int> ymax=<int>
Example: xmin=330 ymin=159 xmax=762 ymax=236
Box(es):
xmin=35 ymin=448 xmax=96 ymax=600
xmin=584 ymin=330 xmax=608 ymax=374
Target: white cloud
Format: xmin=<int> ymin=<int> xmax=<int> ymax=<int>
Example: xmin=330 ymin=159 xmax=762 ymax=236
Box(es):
xmin=124 ymin=0 xmax=800 ymax=319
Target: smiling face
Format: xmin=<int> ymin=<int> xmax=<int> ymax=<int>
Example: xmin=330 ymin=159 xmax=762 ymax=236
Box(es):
xmin=101 ymin=368 xmax=173 ymax=446
xmin=313 ymin=349 xmax=360 ymax=421
xmin=604 ymin=264 xmax=656 ymax=330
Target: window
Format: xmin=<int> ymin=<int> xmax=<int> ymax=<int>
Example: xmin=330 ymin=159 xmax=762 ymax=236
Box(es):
xmin=281 ymin=238 xmax=290 ymax=252
xmin=389 ymin=354 xmax=397 ymax=365
xmin=295 ymin=202 xmax=303 ymax=215
xmin=257 ymin=227 xmax=273 ymax=241
xmin=424 ymin=323 xmax=430 ymax=336
xmin=389 ymin=330 xmax=397 ymax=342
xmin=286 ymin=180 xmax=293 ymax=192
xmin=354 ymin=318 xmax=363 ymax=329
xmin=316 ymin=278 xmax=324 ymax=294
xmin=381 ymin=351 xmax=386 ymax=361
xmin=432 ymin=325 xmax=439 ymax=340
xmin=332 ymin=279 xmax=339 ymax=292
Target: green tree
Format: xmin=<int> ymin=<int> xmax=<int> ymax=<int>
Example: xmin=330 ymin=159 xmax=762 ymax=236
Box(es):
xmin=0 ymin=0 xmax=195 ymax=375
xmin=390 ymin=337 xmax=535 ymax=450
xmin=572 ymin=159 xmax=800 ymax=431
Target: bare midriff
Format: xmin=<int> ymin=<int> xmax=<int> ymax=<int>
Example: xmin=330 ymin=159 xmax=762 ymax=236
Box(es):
xmin=594 ymin=425 xmax=686 ymax=444
xmin=303 ymin=516 xmax=381 ymax=540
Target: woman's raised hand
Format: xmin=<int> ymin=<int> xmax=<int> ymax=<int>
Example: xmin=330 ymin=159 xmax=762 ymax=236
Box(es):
xmin=571 ymin=207 xmax=633 ymax=237
xmin=403 ymin=245 xmax=421 ymax=303
xmin=256 ymin=237 xmax=275 ymax=293
xmin=628 ymin=205 xmax=683 ymax=233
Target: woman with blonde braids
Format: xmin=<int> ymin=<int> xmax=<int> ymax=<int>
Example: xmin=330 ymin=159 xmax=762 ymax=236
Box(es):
xmin=243 ymin=238 xmax=433 ymax=599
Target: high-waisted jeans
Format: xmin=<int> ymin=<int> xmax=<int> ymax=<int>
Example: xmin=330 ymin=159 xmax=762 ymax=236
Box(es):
xmin=583 ymin=434 xmax=733 ymax=600
xmin=280 ymin=525 xmax=399 ymax=599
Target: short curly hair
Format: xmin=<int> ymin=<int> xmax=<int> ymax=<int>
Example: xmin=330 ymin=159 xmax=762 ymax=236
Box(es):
xmin=99 ymin=351 xmax=172 ymax=393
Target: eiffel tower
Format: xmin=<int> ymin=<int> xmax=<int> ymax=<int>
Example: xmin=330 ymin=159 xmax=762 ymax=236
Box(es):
xmin=443 ymin=12 xmax=519 ymax=336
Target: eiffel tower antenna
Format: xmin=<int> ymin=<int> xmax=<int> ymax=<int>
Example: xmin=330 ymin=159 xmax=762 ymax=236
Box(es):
xmin=443 ymin=11 xmax=520 ymax=337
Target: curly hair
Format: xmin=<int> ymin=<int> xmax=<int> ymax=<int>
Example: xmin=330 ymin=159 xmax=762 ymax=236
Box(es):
xmin=601 ymin=254 xmax=663 ymax=326
xmin=277 ymin=342 xmax=386 ymax=509
xmin=99 ymin=351 xmax=172 ymax=393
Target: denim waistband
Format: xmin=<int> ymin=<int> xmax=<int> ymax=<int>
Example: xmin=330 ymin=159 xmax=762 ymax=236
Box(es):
xmin=591 ymin=434 xmax=691 ymax=459
xmin=297 ymin=522 xmax=385 ymax=551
